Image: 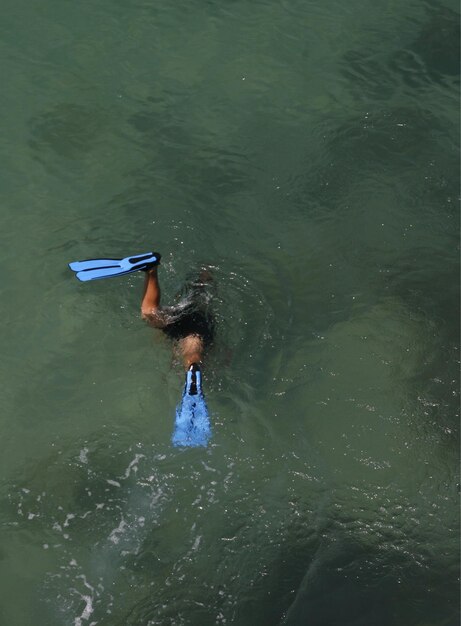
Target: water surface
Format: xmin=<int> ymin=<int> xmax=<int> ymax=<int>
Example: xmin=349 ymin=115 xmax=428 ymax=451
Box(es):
xmin=0 ymin=0 xmax=459 ymax=624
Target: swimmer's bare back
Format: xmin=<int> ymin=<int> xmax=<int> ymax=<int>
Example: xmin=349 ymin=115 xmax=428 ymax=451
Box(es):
xmin=141 ymin=265 xmax=205 ymax=369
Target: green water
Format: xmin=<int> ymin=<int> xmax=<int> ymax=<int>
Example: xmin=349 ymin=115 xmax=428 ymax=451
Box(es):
xmin=0 ymin=0 xmax=459 ymax=624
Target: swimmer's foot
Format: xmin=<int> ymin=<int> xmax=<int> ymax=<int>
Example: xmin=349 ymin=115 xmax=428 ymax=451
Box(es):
xmin=186 ymin=362 xmax=201 ymax=395
xmin=142 ymin=252 xmax=162 ymax=272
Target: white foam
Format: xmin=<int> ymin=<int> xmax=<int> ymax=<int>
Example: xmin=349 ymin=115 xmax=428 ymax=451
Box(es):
xmin=108 ymin=517 xmax=127 ymax=544
xmin=73 ymin=595 xmax=93 ymax=626
xmin=123 ymin=453 xmax=145 ymax=479
xmin=64 ymin=514 xmax=76 ymax=527
xmin=192 ymin=535 xmax=202 ymax=551
xmin=106 ymin=479 xmax=120 ymax=488
xmin=73 ymin=576 xmax=95 ymax=626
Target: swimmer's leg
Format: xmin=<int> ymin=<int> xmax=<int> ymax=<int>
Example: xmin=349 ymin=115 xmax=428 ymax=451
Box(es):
xmin=141 ymin=266 xmax=166 ymax=328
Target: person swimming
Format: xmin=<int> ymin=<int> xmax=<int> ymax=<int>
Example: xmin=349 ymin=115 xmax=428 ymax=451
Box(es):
xmin=69 ymin=249 xmax=213 ymax=446
xmin=140 ymin=256 xmax=214 ymax=369
xmin=140 ymin=255 xmax=214 ymax=447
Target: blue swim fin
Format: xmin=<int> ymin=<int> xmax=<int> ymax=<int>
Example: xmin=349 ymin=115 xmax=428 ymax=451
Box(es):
xmin=172 ymin=364 xmax=211 ymax=447
xmin=69 ymin=252 xmax=160 ymax=281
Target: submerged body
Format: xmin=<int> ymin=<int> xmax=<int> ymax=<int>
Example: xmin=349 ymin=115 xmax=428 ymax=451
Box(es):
xmin=141 ymin=262 xmax=213 ymax=446
xmin=141 ymin=265 xmax=214 ymax=369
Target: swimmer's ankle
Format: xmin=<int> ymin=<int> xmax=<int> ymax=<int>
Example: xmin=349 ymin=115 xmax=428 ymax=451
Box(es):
xmin=184 ymin=355 xmax=202 ymax=370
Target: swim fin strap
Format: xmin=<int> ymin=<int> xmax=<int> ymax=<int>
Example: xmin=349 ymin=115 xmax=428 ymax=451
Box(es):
xmin=69 ymin=252 xmax=160 ymax=282
xmin=172 ymin=364 xmax=211 ymax=447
